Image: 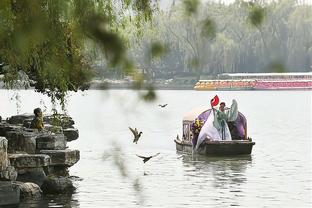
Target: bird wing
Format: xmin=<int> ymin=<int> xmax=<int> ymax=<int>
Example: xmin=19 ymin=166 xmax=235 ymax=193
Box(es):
xmin=129 ymin=127 xmax=137 ymax=136
xmin=151 ymin=153 xmax=160 ymax=158
xmin=136 ymin=154 xmax=147 ymax=159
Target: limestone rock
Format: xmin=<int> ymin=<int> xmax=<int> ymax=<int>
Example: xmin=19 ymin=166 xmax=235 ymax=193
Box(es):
xmin=0 ymin=166 xmax=18 ymax=181
xmin=0 ymin=122 xmax=22 ymax=137
xmin=9 ymin=154 xmax=50 ymax=168
xmin=7 ymin=114 xmax=33 ymax=125
xmin=63 ymin=128 xmax=79 ymax=142
xmin=16 ymin=168 xmax=47 ymax=186
xmin=6 ymin=130 xmax=37 ymax=154
xmin=0 ymin=137 xmax=8 ymax=169
xmin=14 ymin=182 xmax=42 ymax=200
xmin=36 ymin=134 xmax=66 ymax=150
xmin=0 ymin=181 xmax=20 ymax=206
xmin=41 ymin=176 xmax=75 ymax=194
xmin=40 ymin=149 xmax=80 ymax=167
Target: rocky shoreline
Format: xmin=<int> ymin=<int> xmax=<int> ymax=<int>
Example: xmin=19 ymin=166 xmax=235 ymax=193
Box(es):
xmin=0 ymin=114 xmax=80 ymax=206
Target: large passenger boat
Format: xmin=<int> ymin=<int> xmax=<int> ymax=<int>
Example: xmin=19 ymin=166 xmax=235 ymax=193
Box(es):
xmin=194 ymin=72 xmax=312 ymax=90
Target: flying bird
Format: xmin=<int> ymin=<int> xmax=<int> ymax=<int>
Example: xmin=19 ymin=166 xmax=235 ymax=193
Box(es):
xmin=158 ymin=104 xmax=168 ymax=108
xmin=129 ymin=127 xmax=142 ymax=144
xmin=136 ymin=153 xmax=160 ymax=163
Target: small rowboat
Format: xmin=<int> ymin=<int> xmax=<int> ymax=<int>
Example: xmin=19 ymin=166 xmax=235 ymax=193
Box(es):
xmin=175 ymin=139 xmax=255 ymax=155
xmin=175 ymin=107 xmax=255 ymax=156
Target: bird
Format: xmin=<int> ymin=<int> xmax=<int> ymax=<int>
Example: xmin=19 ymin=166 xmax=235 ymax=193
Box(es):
xmin=158 ymin=104 xmax=168 ymax=108
xmin=136 ymin=153 xmax=160 ymax=163
xmin=129 ymin=127 xmax=142 ymax=144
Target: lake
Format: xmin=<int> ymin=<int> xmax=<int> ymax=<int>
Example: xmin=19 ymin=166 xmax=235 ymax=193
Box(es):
xmin=0 ymin=89 xmax=311 ymax=207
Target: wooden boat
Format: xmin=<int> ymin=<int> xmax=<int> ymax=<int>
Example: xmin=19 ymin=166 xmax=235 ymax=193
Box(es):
xmin=175 ymin=107 xmax=255 ymax=156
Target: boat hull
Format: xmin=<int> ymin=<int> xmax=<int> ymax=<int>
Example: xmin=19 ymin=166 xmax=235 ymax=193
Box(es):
xmin=175 ymin=139 xmax=255 ymax=156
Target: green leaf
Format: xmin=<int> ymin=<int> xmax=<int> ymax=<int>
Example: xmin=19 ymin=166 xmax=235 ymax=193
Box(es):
xmin=248 ymin=6 xmax=266 ymax=27
xmin=182 ymin=0 xmax=199 ymax=16
xmin=200 ymin=17 xmax=216 ymax=39
xmin=150 ymin=41 xmax=168 ymax=58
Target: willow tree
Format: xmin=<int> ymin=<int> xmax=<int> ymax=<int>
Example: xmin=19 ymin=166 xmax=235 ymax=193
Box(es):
xmin=0 ymin=0 xmax=159 ymax=107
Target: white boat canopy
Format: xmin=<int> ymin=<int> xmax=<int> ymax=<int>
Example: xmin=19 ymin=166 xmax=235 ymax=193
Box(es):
xmin=182 ymin=107 xmax=208 ymax=122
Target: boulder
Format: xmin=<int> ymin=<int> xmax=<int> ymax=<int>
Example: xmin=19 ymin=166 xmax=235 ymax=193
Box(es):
xmin=46 ymin=165 xmax=69 ymax=176
xmin=14 ymin=182 xmax=42 ymax=200
xmin=41 ymin=176 xmax=75 ymax=194
xmin=6 ymin=130 xmax=38 ymax=154
xmin=0 ymin=122 xmax=22 ymax=137
xmin=0 ymin=137 xmax=18 ymax=181
xmin=0 ymin=137 xmax=8 ymax=169
xmin=36 ymin=134 xmax=66 ymax=151
xmin=0 ymin=181 xmax=20 ymax=206
xmin=9 ymin=154 xmax=50 ymax=169
xmin=63 ymin=128 xmax=79 ymax=142
xmin=40 ymin=149 xmax=80 ymax=167
xmin=7 ymin=114 xmax=33 ymax=125
xmin=0 ymin=166 xmax=18 ymax=181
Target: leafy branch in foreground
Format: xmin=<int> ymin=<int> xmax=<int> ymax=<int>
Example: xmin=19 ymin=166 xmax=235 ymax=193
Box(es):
xmin=0 ymin=0 xmax=159 ymax=108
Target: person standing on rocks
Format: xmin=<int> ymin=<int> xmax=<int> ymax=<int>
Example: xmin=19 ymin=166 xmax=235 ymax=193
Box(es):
xmin=30 ymin=108 xmax=44 ymax=131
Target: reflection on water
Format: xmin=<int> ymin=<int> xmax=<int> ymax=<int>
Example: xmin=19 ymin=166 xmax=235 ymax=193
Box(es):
xmin=178 ymin=153 xmax=252 ymax=207
xmin=18 ymin=194 xmax=79 ymax=208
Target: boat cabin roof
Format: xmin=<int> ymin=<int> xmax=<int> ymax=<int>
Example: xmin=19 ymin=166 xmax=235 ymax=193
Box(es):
xmin=183 ymin=107 xmax=209 ymax=122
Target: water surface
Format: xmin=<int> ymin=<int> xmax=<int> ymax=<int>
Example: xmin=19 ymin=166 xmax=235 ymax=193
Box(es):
xmin=0 ymin=90 xmax=311 ymax=207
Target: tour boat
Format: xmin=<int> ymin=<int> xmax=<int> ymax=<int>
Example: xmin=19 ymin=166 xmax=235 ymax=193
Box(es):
xmin=174 ymin=107 xmax=255 ymax=155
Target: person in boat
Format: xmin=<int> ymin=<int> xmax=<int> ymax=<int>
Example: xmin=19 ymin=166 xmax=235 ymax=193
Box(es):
xmin=212 ymin=100 xmax=238 ymax=140
xmin=30 ymin=107 xmax=44 ymax=131
xmin=195 ymin=99 xmax=238 ymax=150
xmin=191 ymin=118 xmax=204 ymax=147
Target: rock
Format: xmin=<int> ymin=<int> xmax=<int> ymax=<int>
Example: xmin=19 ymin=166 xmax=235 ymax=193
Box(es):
xmin=7 ymin=114 xmax=34 ymax=125
xmin=40 ymin=149 xmax=80 ymax=167
xmin=36 ymin=134 xmax=66 ymax=150
xmin=0 ymin=122 xmax=22 ymax=137
xmin=46 ymin=165 xmax=69 ymax=177
xmin=16 ymin=168 xmax=47 ymax=186
xmin=0 ymin=181 xmax=20 ymax=206
xmin=9 ymin=154 xmax=50 ymax=168
xmin=0 ymin=166 xmax=18 ymax=181
xmin=41 ymin=176 xmax=75 ymax=194
xmin=63 ymin=128 xmax=79 ymax=142
xmin=22 ymin=118 xmax=33 ymax=128
xmin=0 ymin=137 xmax=18 ymax=181
xmin=0 ymin=137 xmax=8 ymax=169
xmin=14 ymin=182 xmax=42 ymax=200
xmin=6 ymin=130 xmax=38 ymax=154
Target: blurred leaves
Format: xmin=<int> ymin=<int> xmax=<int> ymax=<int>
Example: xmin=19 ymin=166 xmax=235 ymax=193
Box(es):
xmin=84 ymin=15 xmax=125 ymax=67
xmin=248 ymin=4 xmax=266 ymax=27
xmin=141 ymin=86 xmax=156 ymax=102
xmin=150 ymin=41 xmax=168 ymax=59
xmin=182 ymin=0 xmax=199 ymax=16
xmin=0 ymin=0 xmax=160 ymax=107
xmin=102 ymin=142 xmax=145 ymax=204
xmin=267 ymin=61 xmax=286 ymax=73
xmin=200 ymin=17 xmax=216 ymax=39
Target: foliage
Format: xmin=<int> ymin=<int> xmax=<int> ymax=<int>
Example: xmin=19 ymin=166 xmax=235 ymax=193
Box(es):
xmin=0 ymin=0 xmax=159 ymax=107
